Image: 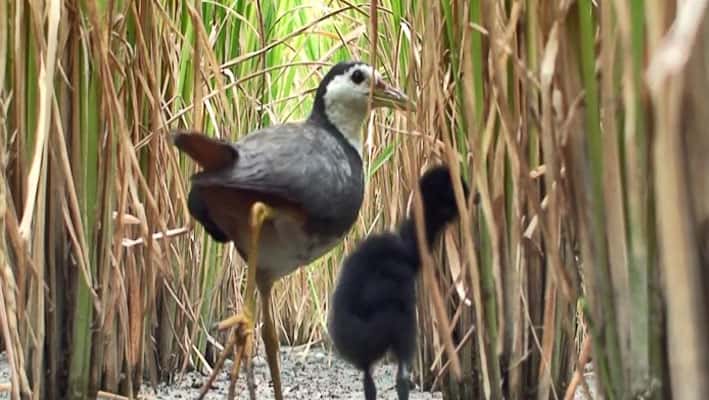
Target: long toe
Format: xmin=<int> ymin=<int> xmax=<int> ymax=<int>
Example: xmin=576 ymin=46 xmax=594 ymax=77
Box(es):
xmin=213 ymin=311 xmax=253 ymax=332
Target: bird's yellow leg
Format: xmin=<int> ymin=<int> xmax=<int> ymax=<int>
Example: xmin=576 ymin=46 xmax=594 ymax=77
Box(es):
xmin=215 ymin=202 xmax=273 ymax=330
xmin=213 ymin=201 xmax=275 ymax=398
xmin=197 ymin=329 xmax=238 ymax=400
xmin=259 ymin=279 xmax=284 ymax=400
xmin=227 ymin=337 xmax=252 ymax=400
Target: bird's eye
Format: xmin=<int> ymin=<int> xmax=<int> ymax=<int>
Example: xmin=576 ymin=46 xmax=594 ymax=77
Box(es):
xmin=351 ymin=70 xmax=365 ymax=84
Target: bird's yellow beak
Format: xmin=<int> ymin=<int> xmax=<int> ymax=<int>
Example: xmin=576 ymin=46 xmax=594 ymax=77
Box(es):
xmin=371 ymin=82 xmax=416 ymax=111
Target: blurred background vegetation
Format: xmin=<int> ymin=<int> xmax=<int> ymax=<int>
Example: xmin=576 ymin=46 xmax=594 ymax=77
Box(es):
xmin=2 ymin=0 xmax=709 ymax=399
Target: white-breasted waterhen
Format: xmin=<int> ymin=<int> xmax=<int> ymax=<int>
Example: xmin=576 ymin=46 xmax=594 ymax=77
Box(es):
xmin=172 ymin=61 xmax=414 ymax=400
xmin=328 ymin=165 xmax=469 ymax=400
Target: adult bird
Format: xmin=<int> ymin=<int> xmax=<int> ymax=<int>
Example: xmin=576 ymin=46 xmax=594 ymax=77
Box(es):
xmin=328 ymin=165 xmax=469 ymax=400
xmin=172 ymin=61 xmax=414 ymax=400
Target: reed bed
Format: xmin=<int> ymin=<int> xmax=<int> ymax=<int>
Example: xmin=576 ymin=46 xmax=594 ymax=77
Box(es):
xmin=1 ymin=0 xmax=708 ymax=399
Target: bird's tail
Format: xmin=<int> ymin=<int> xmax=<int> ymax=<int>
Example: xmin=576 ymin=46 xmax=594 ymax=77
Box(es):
xmin=171 ymin=131 xmax=237 ymax=172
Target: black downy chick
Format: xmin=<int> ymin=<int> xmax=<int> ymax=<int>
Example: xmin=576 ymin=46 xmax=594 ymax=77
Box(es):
xmin=328 ymin=165 xmax=469 ymax=400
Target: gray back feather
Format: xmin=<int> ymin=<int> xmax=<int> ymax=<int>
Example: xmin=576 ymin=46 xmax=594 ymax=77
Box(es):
xmin=191 ymin=121 xmax=364 ymax=235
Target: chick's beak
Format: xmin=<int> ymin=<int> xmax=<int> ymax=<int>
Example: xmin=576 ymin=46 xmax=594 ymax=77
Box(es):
xmin=371 ymin=82 xmax=416 ymax=111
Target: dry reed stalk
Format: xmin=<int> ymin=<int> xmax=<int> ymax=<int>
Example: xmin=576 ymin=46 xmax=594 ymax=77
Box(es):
xmin=96 ymin=391 xmax=132 ymax=400
xmin=563 ymin=335 xmax=593 ymax=400
xmin=0 ymin=165 xmax=22 ymax=400
xmin=19 ymin=0 xmax=60 ymax=240
xmin=0 ymin=0 xmax=6 ymax=88
xmin=646 ymin=1 xmax=709 ymax=398
xmin=407 ymin=0 xmax=464 ymax=383
xmin=610 ymin=0 xmax=656 ymax=394
xmin=10 ymin=0 xmax=27 ymax=210
xmin=191 ymin=0 xmax=205 ymax=132
xmin=0 ymin=6 xmax=20 ymax=394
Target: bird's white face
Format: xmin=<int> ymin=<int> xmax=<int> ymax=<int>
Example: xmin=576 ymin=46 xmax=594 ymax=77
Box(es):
xmin=323 ymin=64 xmax=412 ymax=111
xmin=322 ymin=64 xmax=412 ymax=154
xmin=324 ymin=64 xmax=382 ymax=113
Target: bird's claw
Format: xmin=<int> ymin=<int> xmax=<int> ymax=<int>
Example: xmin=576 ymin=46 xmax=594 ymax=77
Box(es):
xmin=214 ymin=311 xmax=253 ymax=332
xmin=212 ymin=312 xmax=256 ymax=379
xmin=197 ymin=312 xmax=256 ymax=400
xmin=230 ymin=325 xmax=255 ymax=384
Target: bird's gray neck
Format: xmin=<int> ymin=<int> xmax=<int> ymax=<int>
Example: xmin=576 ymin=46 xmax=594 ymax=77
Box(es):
xmin=323 ymin=100 xmax=367 ymax=155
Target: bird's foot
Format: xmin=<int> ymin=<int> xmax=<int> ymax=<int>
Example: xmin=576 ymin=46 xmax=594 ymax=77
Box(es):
xmin=216 ymin=311 xmax=256 ymax=396
xmin=197 ymin=312 xmax=256 ymax=400
xmin=228 ymin=312 xmax=255 ymax=382
xmin=214 ymin=310 xmax=253 ymax=332
xmin=227 ymin=321 xmax=256 ymax=400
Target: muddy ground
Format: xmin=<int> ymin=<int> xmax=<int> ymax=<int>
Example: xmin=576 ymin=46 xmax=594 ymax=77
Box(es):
xmin=138 ymin=344 xmax=442 ymax=400
xmin=0 ymin=346 xmax=596 ymax=399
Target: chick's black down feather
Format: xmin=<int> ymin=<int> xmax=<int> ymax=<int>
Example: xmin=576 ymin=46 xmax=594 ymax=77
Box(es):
xmin=328 ymin=165 xmax=469 ymax=400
